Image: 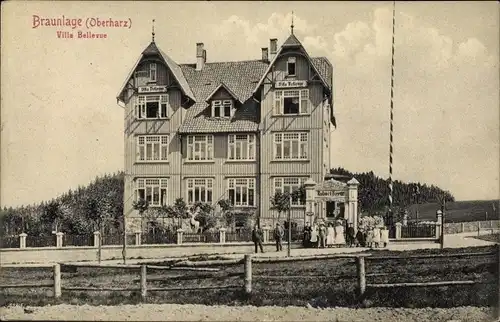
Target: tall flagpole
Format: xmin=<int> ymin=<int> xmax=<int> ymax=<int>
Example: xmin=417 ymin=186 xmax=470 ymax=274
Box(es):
xmin=388 ymin=1 xmax=396 ymax=216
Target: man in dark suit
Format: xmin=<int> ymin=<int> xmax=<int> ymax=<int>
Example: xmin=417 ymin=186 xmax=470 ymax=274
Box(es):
xmin=252 ymin=224 xmax=264 ymax=253
xmin=347 ymin=223 xmax=356 ymax=247
xmin=273 ymin=223 xmax=284 ymax=251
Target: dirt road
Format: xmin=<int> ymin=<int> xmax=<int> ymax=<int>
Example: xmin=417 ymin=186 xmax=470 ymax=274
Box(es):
xmin=0 ymin=303 xmax=495 ymax=321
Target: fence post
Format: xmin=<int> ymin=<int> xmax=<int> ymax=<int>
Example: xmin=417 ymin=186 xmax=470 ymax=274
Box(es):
xmin=460 ymin=222 xmax=465 ymax=233
xmin=356 ymin=256 xmax=366 ymax=298
xmin=395 ymin=223 xmax=402 ymax=240
xmin=93 ymin=231 xmax=100 ymax=247
xmin=219 ymin=228 xmax=226 ymax=244
xmin=53 ymin=263 xmax=61 ymax=298
xmin=135 ymin=231 xmax=142 ymax=246
xmin=19 ymin=233 xmax=27 ymax=249
xmin=140 ymin=265 xmax=147 ymax=300
xmin=244 ymin=254 xmax=252 ymax=294
xmin=56 ymin=232 xmax=64 ymax=248
xmin=176 ymin=229 xmax=184 ymax=245
xmin=435 ymin=211 xmax=442 ymax=240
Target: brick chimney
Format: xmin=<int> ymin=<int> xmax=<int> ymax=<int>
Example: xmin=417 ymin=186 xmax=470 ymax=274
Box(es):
xmin=269 ymin=38 xmax=277 ymax=61
xmin=196 ymin=43 xmax=204 ymax=71
xmin=262 ymin=48 xmax=269 ymax=62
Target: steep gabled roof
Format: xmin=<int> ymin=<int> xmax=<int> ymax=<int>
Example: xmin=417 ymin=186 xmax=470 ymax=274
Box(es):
xmin=116 ymin=55 xmax=143 ymax=102
xmin=252 ymin=34 xmax=331 ymax=94
xmin=178 ymin=60 xmax=269 ymax=134
xmin=204 ymin=82 xmax=242 ymax=104
xmin=282 ymin=33 xmax=302 ymax=47
xmin=116 ymin=41 xmax=195 ymax=103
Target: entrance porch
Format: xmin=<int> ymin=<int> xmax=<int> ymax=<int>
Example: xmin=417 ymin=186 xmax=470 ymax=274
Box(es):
xmin=304 ymin=177 xmax=360 ymax=232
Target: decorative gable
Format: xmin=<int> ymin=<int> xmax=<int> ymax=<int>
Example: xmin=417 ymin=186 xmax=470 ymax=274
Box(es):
xmin=205 ymin=83 xmax=242 ymax=104
xmin=252 ymin=34 xmax=331 ymax=95
xmin=203 ymin=83 xmax=241 ymax=119
xmin=116 ymin=41 xmax=196 ymax=104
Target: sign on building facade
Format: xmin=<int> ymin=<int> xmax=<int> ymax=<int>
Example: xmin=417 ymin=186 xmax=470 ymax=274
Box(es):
xmin=138 ymin=85 xmax=168 ymax=93
xmin=275 ymin=80 xmax=307 ymax=89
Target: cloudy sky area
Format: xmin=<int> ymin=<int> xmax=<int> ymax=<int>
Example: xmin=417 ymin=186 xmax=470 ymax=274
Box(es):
xmin=1 ymin=1 xmax=498 ymax=207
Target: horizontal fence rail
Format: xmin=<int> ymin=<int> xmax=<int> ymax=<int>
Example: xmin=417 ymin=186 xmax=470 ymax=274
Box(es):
xmin=0 ymin=244 xmax=498 ymax=320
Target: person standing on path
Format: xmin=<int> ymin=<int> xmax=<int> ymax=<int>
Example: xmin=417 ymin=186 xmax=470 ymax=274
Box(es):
xmin=310 ymin=223 xmax=319 ymax=248
xmin=273 ymin=223 xmax=284 ymax=251
xmin=366 ymin=227 xmax=374 ymax=248
xmin=303 ymin=223 xmax=312 ymax=248
xmin=372 ymin=226 xmax=381 ymax=248
xmin=346 ymin=223 xmax=356 ymax=247
xmin=252 ymin=224 xmax=264 ymax=253
xmin=356 ymin=227 xmax=365 ymax=247
xmin=380 ymin=226 xmax=389 ymax=248
xmin=326 ymin=222 xmax=335 ymax=247
xmin=318 ymin=223 xmax=327 ymax=248
xmin=334 ymin=220 xmax=346 ymax=247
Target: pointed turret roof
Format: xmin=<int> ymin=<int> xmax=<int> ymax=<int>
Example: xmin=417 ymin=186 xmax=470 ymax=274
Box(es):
xmin=282 ymin=33 xmax=302 ymax=47
xmin=142 ymin=41 xmax=161 ymax=55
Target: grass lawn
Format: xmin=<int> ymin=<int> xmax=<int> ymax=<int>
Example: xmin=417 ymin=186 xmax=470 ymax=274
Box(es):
xmin=406 ymin=199 xmax=499 ymax=223
xmin=1 ymin=245 xmax=497 ymax=309
xmin=474 ymin=233 xmax=499 ymax=243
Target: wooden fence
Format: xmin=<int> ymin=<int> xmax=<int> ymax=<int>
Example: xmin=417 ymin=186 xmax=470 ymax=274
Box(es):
xmin=358 ymin=247 xmax=500 ymax=300
xmin=1 ymin=245 xmax=499 ymax=318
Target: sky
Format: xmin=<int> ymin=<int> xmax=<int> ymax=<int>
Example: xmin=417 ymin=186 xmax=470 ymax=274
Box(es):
xmin=1 ymin=1 xmax=498 ymax=207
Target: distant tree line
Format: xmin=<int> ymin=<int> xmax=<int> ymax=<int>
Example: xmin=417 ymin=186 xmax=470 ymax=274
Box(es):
xmin=1 ymin=172 xmax=124 ymax=237
xmin=330 ymin=167 xmax=455 ymax=216
xmin=0 ymin=168 xmax=455 ymax=236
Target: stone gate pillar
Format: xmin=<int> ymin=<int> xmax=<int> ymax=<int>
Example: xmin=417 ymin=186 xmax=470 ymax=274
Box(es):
xmin=347 ymin=178 xmax=360 ymax=232
xmin=304 ymin=178 xmax=317 ymax=226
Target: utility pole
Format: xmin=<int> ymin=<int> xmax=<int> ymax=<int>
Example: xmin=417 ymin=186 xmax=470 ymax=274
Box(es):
xmin=287 ymin=196 xmax=292 ymax=257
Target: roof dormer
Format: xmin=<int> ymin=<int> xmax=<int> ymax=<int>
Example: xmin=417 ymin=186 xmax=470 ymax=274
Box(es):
xmin=205 ymin=82 xmax=242 ymax=104
xmin=211 ymin=99 xmax=234 ymax=118
xmin=205 ymin=82 xmax=240 ymax=118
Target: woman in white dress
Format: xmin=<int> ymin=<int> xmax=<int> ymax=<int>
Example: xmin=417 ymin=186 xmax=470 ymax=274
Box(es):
xmin=372 ymin=226 xmax=381 ymax=248
xmin=334 ymin=221 xmax=345 ymax=246
xmin=326 ymin=222 xmax=335 ymax=247
xmin=310 ymin=224 xmax=319 ymax=248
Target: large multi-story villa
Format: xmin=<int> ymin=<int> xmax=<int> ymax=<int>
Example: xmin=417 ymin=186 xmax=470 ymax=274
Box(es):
xmin=116 ymin=26 xmax=336 ymax=232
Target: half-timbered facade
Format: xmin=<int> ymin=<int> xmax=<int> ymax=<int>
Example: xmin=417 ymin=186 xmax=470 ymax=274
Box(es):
xmin=117 ymin=30 xmax=335 ymax=232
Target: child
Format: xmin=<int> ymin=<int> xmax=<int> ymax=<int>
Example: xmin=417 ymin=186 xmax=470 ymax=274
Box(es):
xmin=380 ymin=226 xmax=389 ymax=248
xmin=365 ymin=227 xmax=374 ymax=248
